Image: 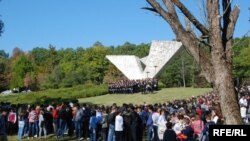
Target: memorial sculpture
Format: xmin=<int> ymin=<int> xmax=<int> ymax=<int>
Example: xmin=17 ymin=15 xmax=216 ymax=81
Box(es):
xmin=106 ymin=40 xmax=183 ymax=80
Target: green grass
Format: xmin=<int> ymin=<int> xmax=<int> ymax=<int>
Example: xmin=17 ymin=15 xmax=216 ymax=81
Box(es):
xmin=0 ymin=84 xmax=108 ymax=105
xmin=0 ymin=85 xmax=211 ymax=106
xmin=78 ymin=87 xmax=212 ymax=106
xmin=5 ymin=87 xmax=211 ymax=141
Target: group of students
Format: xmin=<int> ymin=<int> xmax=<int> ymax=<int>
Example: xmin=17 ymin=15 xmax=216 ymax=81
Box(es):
xmin=108 ymin=78 xmax=158 ymax=94
xmin=0 ymin=89 xmax=249 ymax=141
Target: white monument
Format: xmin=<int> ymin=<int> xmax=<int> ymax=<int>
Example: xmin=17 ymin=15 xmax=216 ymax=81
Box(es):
xmin=106 ymin=40 xmax=183 ymax=80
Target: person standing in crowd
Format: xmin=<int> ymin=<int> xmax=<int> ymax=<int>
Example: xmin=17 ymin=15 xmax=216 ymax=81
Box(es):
xmin=115 ymin=109 xmax=123 ymax=141
xmin=122 ymin=104 xmax=131 ymax=141
xmin=157 ymin=109 xmax=167 ymax=141
xmin=0 ymin=108 xmax=8 ymax=141
xmin=89 ymin=110 xmax=97 ymax=141
xmin=146 ymin=106 xmax=154 ymax=141
xmin=38 ymin=109 xmax=47 ymax=139
xmin=239 ymin=95 xmax=248 ymax=123
xmin=137 ymin=106 xmax=148 ymax=140
xmin=35 ymin=106 xmax=41 ymax=138
xmin=75 ymin=103 xmax=84 ymax=140
xmin=152 ymin=108 xmax=160 ymax=141
xmin=52 ymin=105 xmax=60 ymax=135
xmin=7 ymin=108 xmax=17 ymax=135
xmin=96 ymin=107 xmax=103 ymax=141
xmin=180 ymin=117 xmax=194 ymax=141
xmin=108 ymin=106 xmax=117 ymax=141
xmin=173 ymin=114 xmax=185 ymax=135
xmin=17 ymin=109 xmax=25 ymax=140
xmin=130 ymin=105 xmax=142 ymax=141
xmin=101 ymin=108 xmax=109 ymax=141
xmin=200 ymin=114 xmax=215 ymax=141
xmin=163 ymin=122 xmax=176 ymax=141
xmin=57 ymin=104 xmax=67 ymax=138
xmin=191 ymin=114 xmax=204 ymax=141
xmin=28 ymin=106 xmax=37 ymax=139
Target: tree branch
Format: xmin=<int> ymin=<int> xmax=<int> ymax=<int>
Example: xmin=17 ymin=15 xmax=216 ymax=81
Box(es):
xmin=225 ymin=5 xmax=240 ymax=63
xmin=226 ymin=5 xmax=240 ymax=41
xmin=170 ymin=0 xmax=209 ymax=36
xmin=222 ymin=0 xmax=232 ymax=49
xmin=146 ymin=0 xmax=214 ymax=82
xmin=162 ymin=0 xmax=176 ymax=16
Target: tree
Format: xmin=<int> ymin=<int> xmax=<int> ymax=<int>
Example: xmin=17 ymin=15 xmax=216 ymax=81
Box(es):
xmin=233 ymin=40 xmax=250 ymax=78
xmin=145 ymin=0 xmax=241 ymax=124
xmin=0 ymin=50 xmax=9 ymax=58
xmin=0 ymin=57 xmax=8 ymax=91
xmin=10 ymin=55 xmax=34 ymax=88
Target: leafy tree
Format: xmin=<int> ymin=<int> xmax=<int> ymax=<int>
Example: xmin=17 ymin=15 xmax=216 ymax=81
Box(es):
xmin=0 ymin=50 xmax=9 ymax=58
xmin=233 ymin=44 xmax=250 ymax=77
xmin=0 ymin=57 xmax=8 ymax=91
xmin=46 ymin=65 xmax=64 ymax=89
xmin=10 ymin=55 xmax=34 ymax=88
xmin=30 ymin=47 xmax=50 ymax=66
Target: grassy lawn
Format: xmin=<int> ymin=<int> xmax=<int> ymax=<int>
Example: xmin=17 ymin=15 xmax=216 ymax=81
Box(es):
xmin=78 ymin=87 xmax=212 ymax=106
xmin=4 ymin=87 xmax=211 ymax=141
xmin=0 ymin=84 xmax=107 ymax=105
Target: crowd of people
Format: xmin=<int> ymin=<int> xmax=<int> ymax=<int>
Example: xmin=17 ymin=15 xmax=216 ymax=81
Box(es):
xmin=0 ymin=87 xmax=250 ymax=141
xmin=108 ymin=78 xmax=158 ymax=94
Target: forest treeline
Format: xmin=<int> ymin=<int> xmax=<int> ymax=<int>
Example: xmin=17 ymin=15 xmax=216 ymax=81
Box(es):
xmin=0 ymin=37 xmax=249 ymax=92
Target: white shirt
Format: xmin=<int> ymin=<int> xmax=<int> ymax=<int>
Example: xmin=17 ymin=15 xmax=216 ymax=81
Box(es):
xmin=240 ymin=107 xmax=247 ymax=118
xmin=115 ymin=115 xmax=123 ymax=131
xmin=173 ymin=120 xmax=185 ymax=134
xmin=152 ymin=112 xmax=160 ymax=126
xmin=212 ymin=116 xmax=219 ymax=124
xmin=157 ymin=115 xmax=166 ymax=125
xmin=39 ymin=114 xmax=44 ymax=126
xmin=239 ymin=98 xmax=248 ymax=107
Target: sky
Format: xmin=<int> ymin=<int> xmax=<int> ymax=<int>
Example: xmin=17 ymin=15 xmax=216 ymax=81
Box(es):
xmin=0 ymin=0 xmax=249 ymax=55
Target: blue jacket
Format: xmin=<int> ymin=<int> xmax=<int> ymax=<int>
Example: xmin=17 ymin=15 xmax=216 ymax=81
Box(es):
xmin=89 ymin=116 xmax=97 ymax=129
xmin=146 ymin=113 xmax=153 ymax=127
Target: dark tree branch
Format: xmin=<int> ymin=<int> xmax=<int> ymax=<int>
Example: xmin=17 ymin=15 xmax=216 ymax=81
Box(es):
xmin=170 ymin=0 xmax=209 ymax=36
xmin=222 ymin=0 xmax=232 ymax=49
xmin=141 ymin=7 xmax=158 ymax=13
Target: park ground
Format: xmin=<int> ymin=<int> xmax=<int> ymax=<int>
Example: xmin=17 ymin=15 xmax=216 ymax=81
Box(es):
xmin=3 ymin=87 xmax=211 ymax=141
xmin=78 ymin=87 xmax=211 ymax=105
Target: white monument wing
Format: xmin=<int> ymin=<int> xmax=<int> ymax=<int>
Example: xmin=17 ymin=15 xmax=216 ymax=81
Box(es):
xmin=142 ymin=41 xmax=183 ymax=78
xmin=106 ymin=55 xmax=144 ymax=80
xmin=106 ymin=41 xmax=183 ymax=80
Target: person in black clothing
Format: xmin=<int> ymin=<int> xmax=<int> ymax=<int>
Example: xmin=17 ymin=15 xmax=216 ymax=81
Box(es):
xmin=57 ymin=105 xmax=67 ymax=138
xmin=123 ymin=110 xmax=131 ymax=141
xmin=129 ymin=106 xmax=142 ymax=141
xmin=181 ymin=117 xmax=194 ymax=141
xmin=0 ymin=108 xmax=8 ymax=141
xmin=163 ymin=122 xmax=176 ymax=141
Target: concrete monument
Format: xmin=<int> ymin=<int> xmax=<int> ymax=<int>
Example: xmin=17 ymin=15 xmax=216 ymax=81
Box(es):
xmin=106 ymin=40 xmax=183 ymax=80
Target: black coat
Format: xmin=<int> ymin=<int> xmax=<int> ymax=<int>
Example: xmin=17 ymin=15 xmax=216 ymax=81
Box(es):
xmin=163 ymin=129 xmax=177 ymax=141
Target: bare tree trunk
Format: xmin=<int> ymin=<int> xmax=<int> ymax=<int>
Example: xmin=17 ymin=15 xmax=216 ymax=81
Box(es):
xmin=146 ymin=0 xmax=242 ymax=124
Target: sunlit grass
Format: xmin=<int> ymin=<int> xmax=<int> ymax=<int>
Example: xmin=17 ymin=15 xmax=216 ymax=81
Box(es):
xmin=78 ymin=87 xmax=212 ymax=106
